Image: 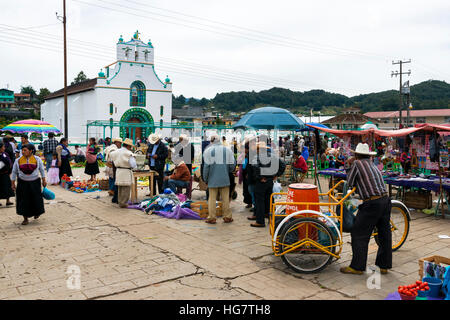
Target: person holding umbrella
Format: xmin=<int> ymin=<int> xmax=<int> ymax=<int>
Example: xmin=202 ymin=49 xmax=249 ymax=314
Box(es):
xmin=11 ymin=144 xmax=46 ymax=225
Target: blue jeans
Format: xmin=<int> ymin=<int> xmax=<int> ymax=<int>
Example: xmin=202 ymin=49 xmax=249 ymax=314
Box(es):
xmin=163 ymin=179 xmax=188 ymax=193
xmin=248 ymin=184 xmax=255 ymax=206
xmin=45 ymin=153 xmax=53 ymax=171
xmin=108 ymin=177 xmax=115 ymax=191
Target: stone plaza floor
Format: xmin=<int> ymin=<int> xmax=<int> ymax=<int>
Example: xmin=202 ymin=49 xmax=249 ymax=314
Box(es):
xmin=0 ymin=168 xmax=449 ymax=300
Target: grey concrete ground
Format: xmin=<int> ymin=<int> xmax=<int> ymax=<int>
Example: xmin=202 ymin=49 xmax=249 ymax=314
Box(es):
xmin=0 ymin=168 xmax=449 ymax=300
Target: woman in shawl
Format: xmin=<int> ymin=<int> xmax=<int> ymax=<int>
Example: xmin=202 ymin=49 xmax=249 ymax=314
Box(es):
xmin=0 ymin=142 xmax=15 ymax=206
xmin=56 ymin=137 xmax=73 ymax=180
xmin=84 ymin=137 xmax=100 ymax=181
xmin=11 ymin=144 xmax=46 ymax=225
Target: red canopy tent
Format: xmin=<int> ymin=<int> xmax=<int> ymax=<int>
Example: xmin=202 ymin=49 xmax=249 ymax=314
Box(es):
xmin=306 ymin=122 xmax=450 ymax=218
xmin=305 ymin=123 xmax=450 ymax=137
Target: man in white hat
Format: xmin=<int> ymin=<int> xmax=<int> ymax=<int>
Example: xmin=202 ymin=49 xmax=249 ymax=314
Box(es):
xmin=111 ymin=138 xmax=136 ymax=208
xmin=175 ymin=134 xmax=195 ymax=174
xmin=104 ymin=138 xmax=122 ymax=197
xmin=340 ymin=143 xmax=392 ymax=275
xmin=146 ymin=133 xmax=168 ymax=195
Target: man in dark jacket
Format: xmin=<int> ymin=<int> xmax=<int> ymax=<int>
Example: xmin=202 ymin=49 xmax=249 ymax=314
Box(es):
xmin=248 ymin=138 xmax=286 ymax=227
xmin=146 ymin=133 xmax=168 ymax=195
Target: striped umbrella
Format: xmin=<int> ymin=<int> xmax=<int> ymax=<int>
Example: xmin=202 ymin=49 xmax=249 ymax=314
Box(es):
xmin=0 ymin=119 xmax=61 ymax=135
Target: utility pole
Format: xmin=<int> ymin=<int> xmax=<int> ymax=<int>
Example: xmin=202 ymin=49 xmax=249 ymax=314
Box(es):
xmin=57 ymin=1 xmax=68 ymax=137
xmin=391 ymin=60 xmax=411 ymax=128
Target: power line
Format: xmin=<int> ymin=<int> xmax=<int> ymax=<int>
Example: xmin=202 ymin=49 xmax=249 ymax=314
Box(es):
xmin=1 ymin=26 xmax=354 ymax=91
xmin=72 ymin=0 xmax=382 ymax=60
xmin=124 ymin=0 xmax=392 ymax=60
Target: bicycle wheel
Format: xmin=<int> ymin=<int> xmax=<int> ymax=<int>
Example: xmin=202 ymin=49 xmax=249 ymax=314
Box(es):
xmin=374 ymin=202 xmax=410 ymax=251
xmin=279 ymin=217 xmax=336 ymax=273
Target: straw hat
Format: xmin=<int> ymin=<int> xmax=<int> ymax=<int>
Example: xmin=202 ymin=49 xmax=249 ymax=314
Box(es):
xmin=112 ymin=137 xmax=123 ymax=143
xmin=148 ymin=133 xmax=160 ymax=145
xmin=256 ymin=141 xmax=270 ymax=149
xmin=351 ymin=143 xmax=377 ymax=156
xmin=122 ymin=138 xmax=134 ymax=147
xmin=179 ymin=134 xmax=189 ymax=142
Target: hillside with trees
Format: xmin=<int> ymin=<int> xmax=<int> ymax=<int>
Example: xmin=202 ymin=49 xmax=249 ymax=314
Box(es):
xmin=173 ymin=80 xmax=450 ymax=114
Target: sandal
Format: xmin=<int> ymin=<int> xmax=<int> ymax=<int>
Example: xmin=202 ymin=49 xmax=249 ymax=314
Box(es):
xmin=247 ymin=216 xmax=256 ymax=221
xmin=21 ymin=220 xmax=29 ymax=225
xmin=205 ymin=218 xmax=216 ymax=224
xmin=34 ymin=216 xmax=40 ymax=220
xmin=250 ymin=222 xmax=265 ymax=228
xmin=6 ymin=202 xmax=13 ymax=206
xmin=223 ymin=217 xmax=233 ymax=223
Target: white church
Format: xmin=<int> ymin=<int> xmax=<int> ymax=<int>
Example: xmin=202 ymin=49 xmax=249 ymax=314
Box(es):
xmin=41 ymin=31 xmax=172 ymax=144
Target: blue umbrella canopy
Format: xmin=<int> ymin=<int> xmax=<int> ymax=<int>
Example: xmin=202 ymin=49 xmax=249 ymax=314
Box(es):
xmin=232 ymin=106 xmax=305 ymax=130
xmin=298 ymin=122 xmax=330 ymax=131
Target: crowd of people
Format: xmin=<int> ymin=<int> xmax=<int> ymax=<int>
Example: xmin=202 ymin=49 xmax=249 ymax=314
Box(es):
xmin=0 ymin=131 xmax=395 ymax=275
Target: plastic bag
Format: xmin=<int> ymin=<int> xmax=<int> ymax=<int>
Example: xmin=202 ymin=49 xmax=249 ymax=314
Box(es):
xmin=273 ymin=181 xmax=282 ymax=193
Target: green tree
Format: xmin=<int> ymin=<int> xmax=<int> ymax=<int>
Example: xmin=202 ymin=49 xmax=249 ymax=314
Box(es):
xmin=37 ymin=88 xmax=51 ymax=104
xmin=20 ymin=85 xmax=37 ymax=98
xmin=71 ymin=71 xmax=88 ymax=85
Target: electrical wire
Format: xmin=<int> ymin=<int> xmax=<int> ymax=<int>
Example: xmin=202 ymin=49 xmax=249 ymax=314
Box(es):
xmin=1 ymin=26 xmax=354 ymax=91
xmin=72 ymin=0 xmax=381 ymax=60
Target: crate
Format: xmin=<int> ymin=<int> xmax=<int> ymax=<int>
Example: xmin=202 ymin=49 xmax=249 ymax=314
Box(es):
xmin=403 ymin=191 xmax=432 ymax=209
xmin=418 ymin=255 xmax=450 ymax=279
xmin=190 ymin=201 xmax=223 ymax=218
xmin=98 ymin=179 xmax=109 ymax=190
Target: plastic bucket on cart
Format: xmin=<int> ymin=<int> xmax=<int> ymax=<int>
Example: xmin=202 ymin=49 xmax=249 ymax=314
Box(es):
xmin=286 ymin=183 xmax=320 ymax=214
xmin=286 ymin=183 xmax=320 ymax=242
xmin=422 ymin=277 xmax=442 ymax=298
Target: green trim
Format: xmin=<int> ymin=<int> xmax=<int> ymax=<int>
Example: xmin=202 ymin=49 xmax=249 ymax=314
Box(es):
xmin=96 ymin=86 xmax=171 ymax=93
xmin=106 ymin=62 xmax=122 ymax=84
xmin=119 ymin=108 xmax=154 ymax=139
xmin=130 ymin=81 xmax=146 ymax=107
xmin=152 ymin=65 xmax=166 ymax=88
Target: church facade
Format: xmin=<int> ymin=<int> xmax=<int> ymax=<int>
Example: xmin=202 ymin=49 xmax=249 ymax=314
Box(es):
xmin=41 ymin=31 xmax=172 ymax=143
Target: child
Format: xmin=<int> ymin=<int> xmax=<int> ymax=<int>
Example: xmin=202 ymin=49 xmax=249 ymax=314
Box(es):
xmin=47 ymin=153 xmax=60 ymax=185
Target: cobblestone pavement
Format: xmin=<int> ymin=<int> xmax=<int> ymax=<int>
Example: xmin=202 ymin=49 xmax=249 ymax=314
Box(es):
xmin=0 ymin=168 xmax=449 ymax=300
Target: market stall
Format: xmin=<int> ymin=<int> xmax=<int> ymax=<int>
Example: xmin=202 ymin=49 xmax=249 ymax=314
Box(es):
xmin=309 ymin=123 xmax=450 ymax=217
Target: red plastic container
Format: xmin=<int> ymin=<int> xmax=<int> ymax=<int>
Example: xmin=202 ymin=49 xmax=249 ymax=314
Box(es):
xmin=399 ymin=292 xmax=417 ymax=300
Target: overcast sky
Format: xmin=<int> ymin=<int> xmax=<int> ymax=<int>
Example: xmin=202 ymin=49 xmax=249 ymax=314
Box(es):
xmin=1 ymin=0 xmax=449 ymax=99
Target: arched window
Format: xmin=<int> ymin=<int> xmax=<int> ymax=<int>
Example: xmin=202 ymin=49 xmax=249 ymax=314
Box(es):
xmin=160 ymin=105 xmax=164 ymax=116
xmin=129 ymin=81 xmax=146 ymax=107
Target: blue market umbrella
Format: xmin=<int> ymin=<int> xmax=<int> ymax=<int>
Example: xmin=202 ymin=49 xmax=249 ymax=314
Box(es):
xmin=298 ymin=122 xmax=330 ymax=131
xmin=232 ymin=106 xmax=306 ymax=130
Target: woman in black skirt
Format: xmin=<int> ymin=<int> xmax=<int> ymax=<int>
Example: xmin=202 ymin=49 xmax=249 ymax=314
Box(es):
xmin=11 ymin=144 xmax=46 ymax=225
xmin=0 ymin=142 xmax=15 ymax=206
xmin=56 ymin=138 xmax=73 ymax=180
xmin=84 ymin=137 xmax=100 ymax=181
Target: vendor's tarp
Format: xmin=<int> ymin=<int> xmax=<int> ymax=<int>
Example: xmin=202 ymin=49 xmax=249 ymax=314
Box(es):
xmin=155 ymin=204 xmax=203 ymax=220
xmin=306 ymin=123 xmax=450 ymax=138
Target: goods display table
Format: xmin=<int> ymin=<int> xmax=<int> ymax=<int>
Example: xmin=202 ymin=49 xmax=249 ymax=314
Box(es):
xmin=319 ymin=169 xmax=450 ymax=216
xmin=385 ymin=291 xmax=444 ymax=300
xmin=131 ymin=170 xmax=159 ymax=203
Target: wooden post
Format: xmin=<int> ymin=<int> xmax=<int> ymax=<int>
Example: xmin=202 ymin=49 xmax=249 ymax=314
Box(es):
xmin=434 ymin=128 xmax=445 ymax=219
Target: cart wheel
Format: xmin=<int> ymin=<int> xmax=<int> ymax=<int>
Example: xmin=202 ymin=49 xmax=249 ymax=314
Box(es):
xmin=374 ymin=202 xmax=410 ymax=251
xmin=279 ymin=217 xmax=336 ymax=273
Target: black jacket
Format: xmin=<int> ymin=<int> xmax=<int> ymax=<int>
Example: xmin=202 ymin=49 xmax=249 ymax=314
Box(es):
xmin=146 ymin=141 xmax=168 ymax=171
xmin=249 ymin=150 xmax=285 ymax=183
